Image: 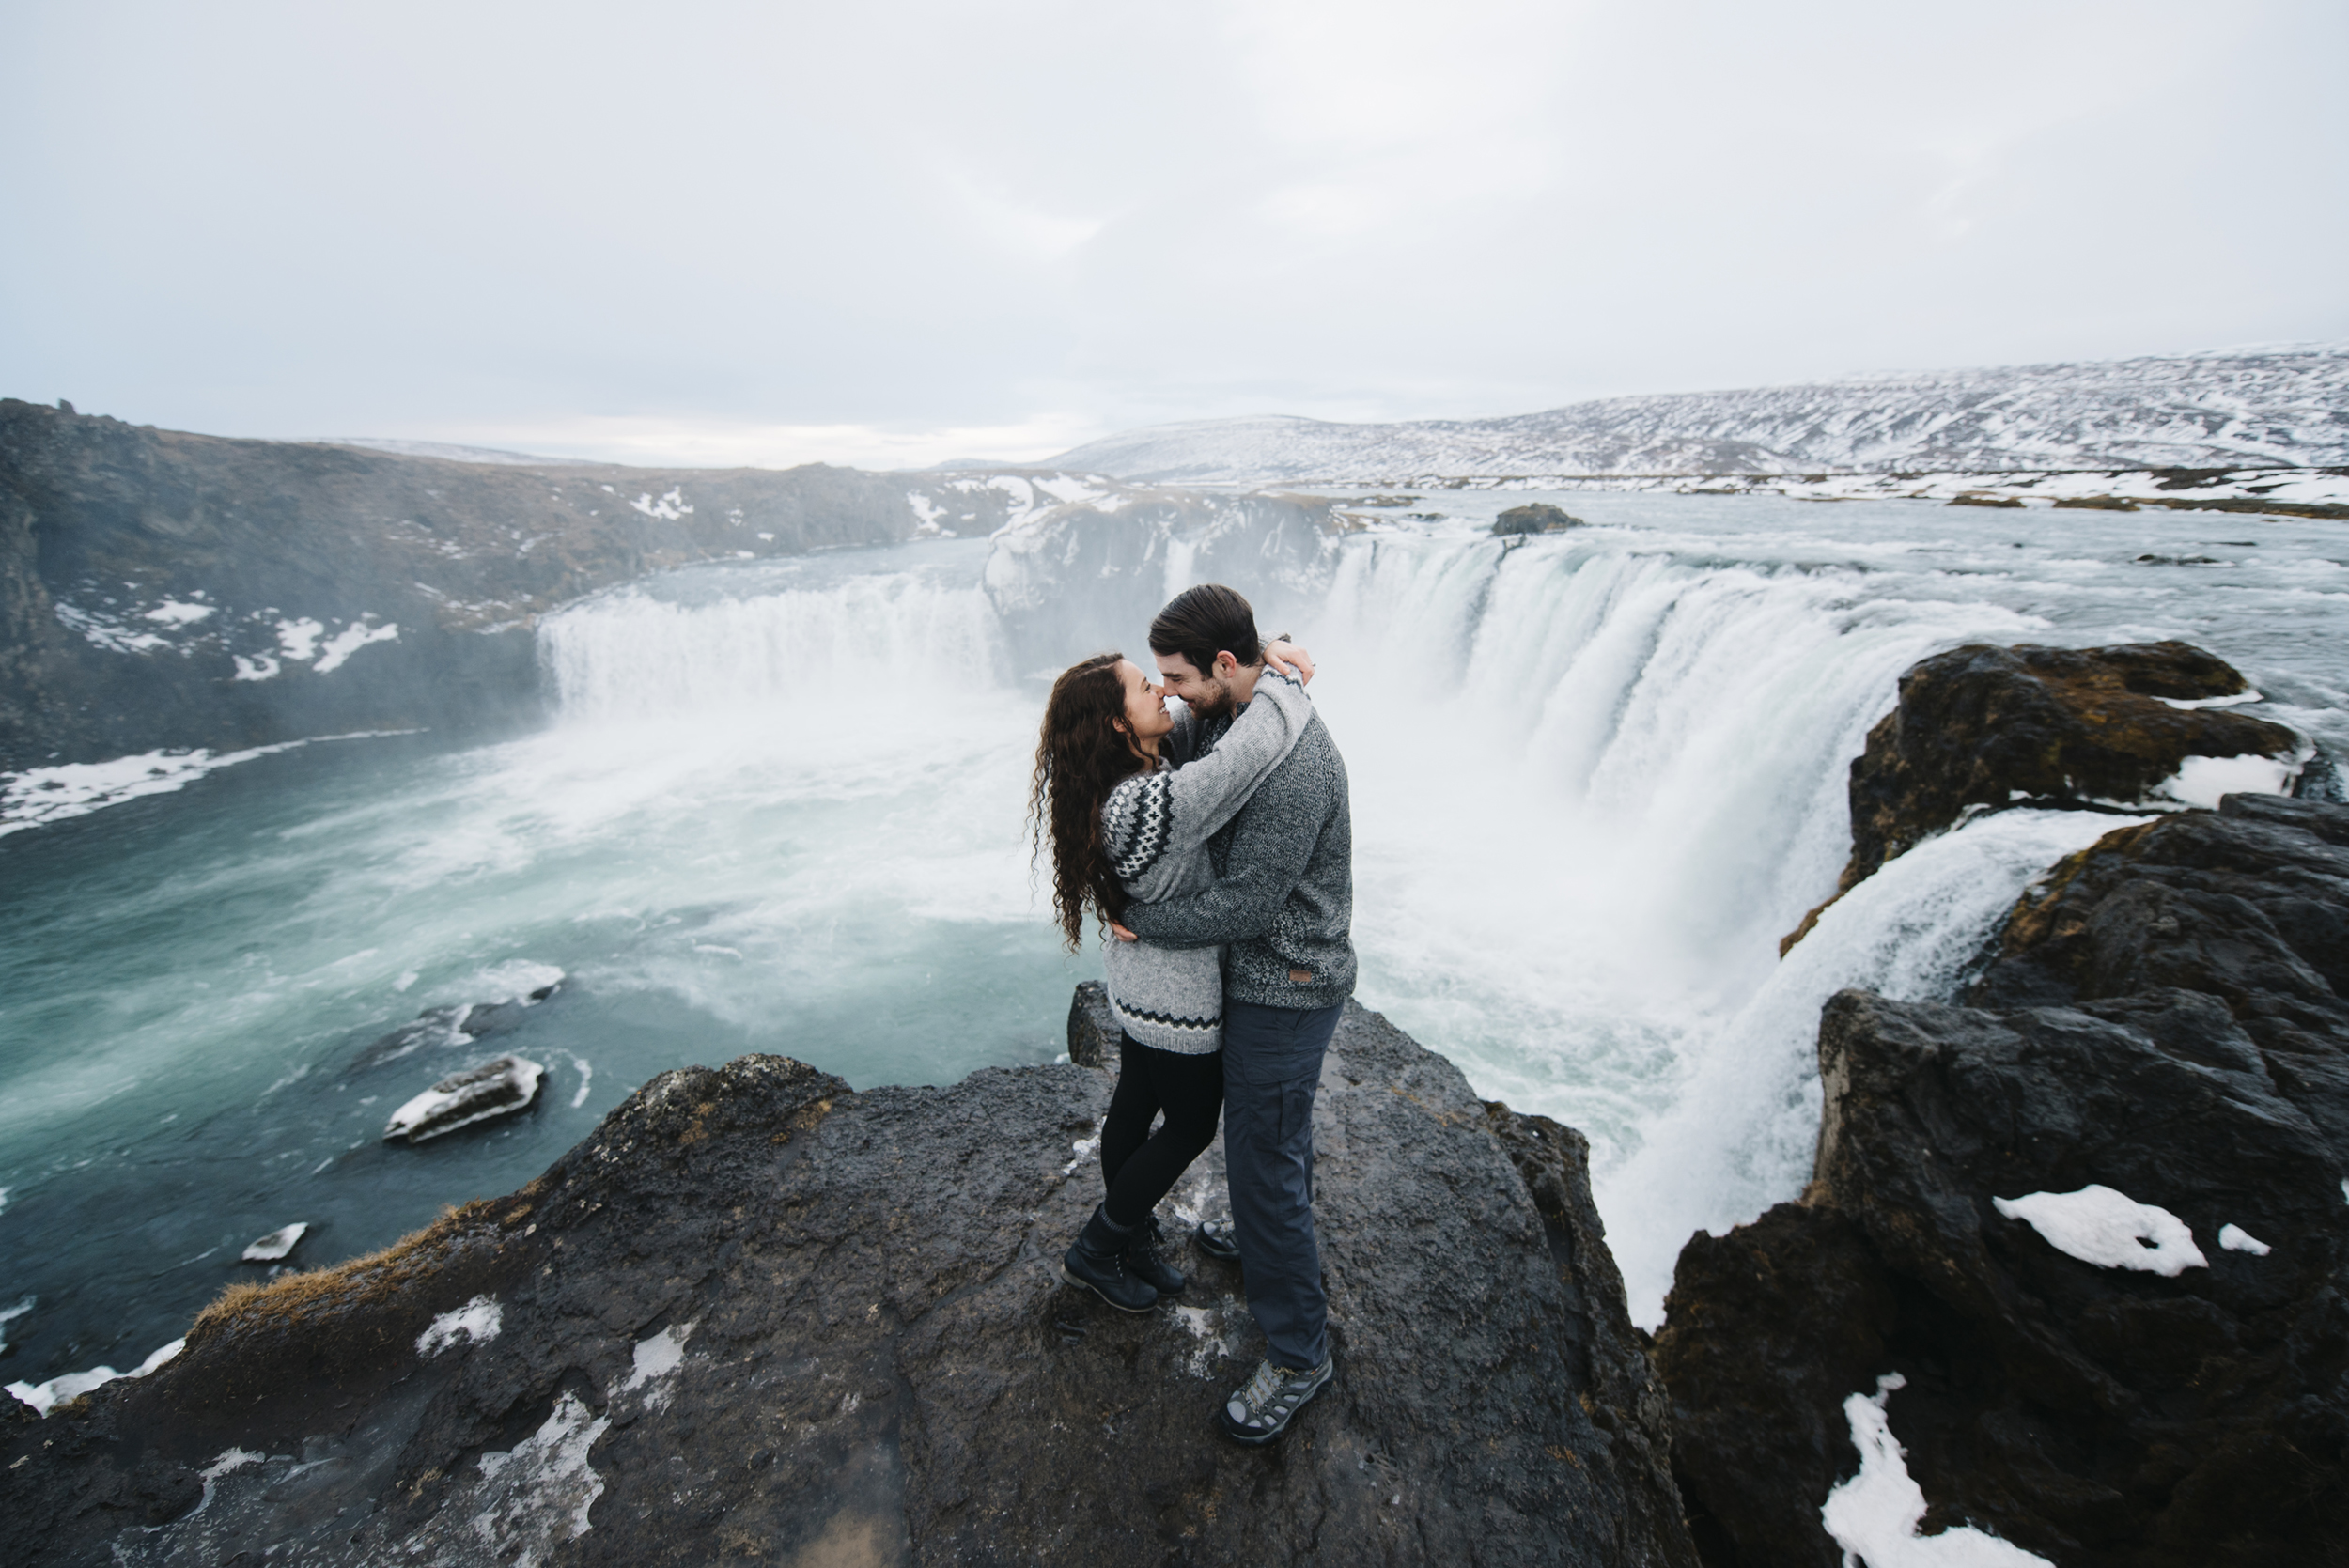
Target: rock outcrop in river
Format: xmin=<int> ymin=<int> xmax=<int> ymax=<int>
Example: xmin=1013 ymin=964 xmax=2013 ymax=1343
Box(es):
xmin=1663 ymin=783 xmax=2349 ymax=1559
xmin=0 ymin=399 xmax=1089 ymax=772
xmin=1839 ymin=640 xmax=2300 ymax=890
xmin=1783 ymin=639 xmax=2305 ymax=953
xmin=1 ymin=992 xmax=1695 ymax=1567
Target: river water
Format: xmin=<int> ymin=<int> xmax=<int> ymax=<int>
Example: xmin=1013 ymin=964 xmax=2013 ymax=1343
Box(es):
xmin=5 ymin=492 xmax=2346 ymax=1394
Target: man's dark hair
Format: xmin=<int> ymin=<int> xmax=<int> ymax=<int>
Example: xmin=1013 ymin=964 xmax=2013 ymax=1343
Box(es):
xmin=1148 ymin=583 xmax=1261 ymax=676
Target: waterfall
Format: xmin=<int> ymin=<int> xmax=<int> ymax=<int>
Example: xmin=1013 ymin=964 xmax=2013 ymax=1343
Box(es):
xmin=540 ymin=552 xmax=1012 ymax=726
xmin=528 ymin=517 xmax=2283 ymax=1323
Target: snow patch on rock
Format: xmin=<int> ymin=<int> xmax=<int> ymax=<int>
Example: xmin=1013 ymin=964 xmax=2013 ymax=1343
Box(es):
xmin=467 ymin=1390 xmax=611 ymax=1568
xmin=2155 ymin=753 xmax=2296 ymax=810
xmin=2217 ymin=1223 xmax=2272 ymax=1256
xmin=618 ymin=1318 xmax=697 ymax=1411
xmin=7 ymin=1336 xmax=185 ymax=1416
xmin=241 ymin=1222 xmax=307 ymax=1262
xmin=1992 ymin=1185 xmax=2207 ymax=1276
xmin=417 ymin=1295 xmax=504 ymax=1356
xmin=1821 ymin=1373 xmax=2052 ymax=1566
xmin=311 ymin=616 xmax=399 ymax=674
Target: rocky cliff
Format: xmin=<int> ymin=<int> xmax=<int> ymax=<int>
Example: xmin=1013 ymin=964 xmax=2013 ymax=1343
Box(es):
xmin=1 ymin=989 xmax=1695 ymax=1567
xmin=1661 ymin=644 xmax=2349 ymax=1566
xmin=0 ymin=400 xmax=1081 ymax=772
xmin=1781 ymin=639 xmax=2310 ymax=954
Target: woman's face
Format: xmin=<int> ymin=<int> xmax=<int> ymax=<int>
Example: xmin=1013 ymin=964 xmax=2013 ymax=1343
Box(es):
xmin=1115 ymin=659 xmax=1174 ymax=746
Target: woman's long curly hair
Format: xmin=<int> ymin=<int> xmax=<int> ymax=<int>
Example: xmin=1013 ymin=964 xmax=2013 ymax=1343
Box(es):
xmin=1029 ymin=652 xmax=1145 ymax=950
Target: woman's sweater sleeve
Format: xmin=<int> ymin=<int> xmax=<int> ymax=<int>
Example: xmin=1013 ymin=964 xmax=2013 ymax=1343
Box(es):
xmin=1100 ymin=667 xmax=1315 ymax=906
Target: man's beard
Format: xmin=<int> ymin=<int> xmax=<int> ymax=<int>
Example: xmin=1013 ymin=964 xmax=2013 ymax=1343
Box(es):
xmin=1185 ymin=678 xmax=1237 ymax=719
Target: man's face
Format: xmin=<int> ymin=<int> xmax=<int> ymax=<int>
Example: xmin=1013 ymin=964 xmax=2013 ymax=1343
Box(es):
xmin=1154 ymin=650 xmax=1235 ymax=717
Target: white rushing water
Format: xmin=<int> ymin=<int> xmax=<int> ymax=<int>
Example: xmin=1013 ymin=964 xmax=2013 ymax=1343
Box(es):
xmin=3 ymin=495 xmax=2344 ymax=1389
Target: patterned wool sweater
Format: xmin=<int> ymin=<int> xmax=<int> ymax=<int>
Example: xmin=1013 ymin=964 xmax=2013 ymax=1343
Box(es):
xmin=1097 ymin=664 xmax=1315 ymax=1052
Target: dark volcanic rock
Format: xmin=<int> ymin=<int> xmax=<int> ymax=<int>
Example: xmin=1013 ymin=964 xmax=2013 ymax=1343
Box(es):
xmin=1661 ymin=796 xmax=2349 ymax=1568
xmin=3 ymin=995 xmax=1695 ymax=1567
xmin=1971 ymin=794 xmax=2349 ymax=1166
xmin=1838 ymin=640 xmax=2297 ymax=891
xmin=1492 ymin=503 xmax=1584 ymax=536
xmin=0 ymin=400 xmax=1047 ymax=771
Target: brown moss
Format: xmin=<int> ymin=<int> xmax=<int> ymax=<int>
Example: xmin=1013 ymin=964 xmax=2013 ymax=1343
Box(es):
xmin=1996 ymin=818 xmax=2163 ymax=956
xmin=1779 ymin=892 xmax=1843 ymax=956
xmin=2137 ymin=495 xmax=2349 ymax=521
xmin=189 ymin=1198 xmax=501 ymax=1344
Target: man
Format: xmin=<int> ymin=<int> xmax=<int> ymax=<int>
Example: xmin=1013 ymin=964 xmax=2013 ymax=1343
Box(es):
xmin=1112 ymin=582 xmax=1354 ymax=1446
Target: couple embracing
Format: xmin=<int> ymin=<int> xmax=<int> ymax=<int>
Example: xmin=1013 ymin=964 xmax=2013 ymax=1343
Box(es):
xmin=1028 ymin=582 xmax=1353 ymax=1448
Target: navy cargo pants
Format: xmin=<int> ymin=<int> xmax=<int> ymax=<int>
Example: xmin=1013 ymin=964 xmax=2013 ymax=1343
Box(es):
xmin=1221 ymin=998 xmax=1343 ymax=1372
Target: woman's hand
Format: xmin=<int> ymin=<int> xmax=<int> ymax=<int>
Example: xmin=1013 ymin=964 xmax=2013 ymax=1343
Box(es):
xmin=1108 ymin=921 xmax=1140 ymax=942
xmin=1265 ymin=639 xmax=1315 ymax=685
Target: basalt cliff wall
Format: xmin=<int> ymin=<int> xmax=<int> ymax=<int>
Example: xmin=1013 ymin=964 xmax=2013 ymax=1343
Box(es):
xmin=0 ymin=401 xmax=1074 ymax=772
xmin=1662 ymin=644 xmax=2349 ymax=1568
xmin=0 ymin=992 xmax=1697 ymax=1567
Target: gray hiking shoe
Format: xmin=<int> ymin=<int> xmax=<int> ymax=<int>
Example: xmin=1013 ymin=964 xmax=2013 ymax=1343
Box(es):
xmin=1219 ymin=1352 xmax=1334 ymax=1445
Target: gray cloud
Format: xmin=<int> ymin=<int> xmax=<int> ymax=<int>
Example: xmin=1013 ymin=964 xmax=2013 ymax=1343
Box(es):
xmin=3 ymin=0 xmax=2343 ymax=467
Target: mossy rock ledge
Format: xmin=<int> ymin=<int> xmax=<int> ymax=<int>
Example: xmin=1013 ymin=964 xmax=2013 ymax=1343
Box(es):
xmin=1 ymin=992 xmax=1695 ymax=1567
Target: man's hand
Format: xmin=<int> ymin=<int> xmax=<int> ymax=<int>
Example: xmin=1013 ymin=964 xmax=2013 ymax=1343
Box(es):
xmin=1265 ymin=639 xmax=1315 ymax=685
xmin=1108 ymin=921 xmax=1140 ymax=942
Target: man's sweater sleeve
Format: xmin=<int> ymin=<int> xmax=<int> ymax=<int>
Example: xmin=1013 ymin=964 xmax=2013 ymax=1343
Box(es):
xmin=1102 ymin=668 xmax=1313 ymax=907
xmin=1121 ymin=740 xmax=1329 ymax=950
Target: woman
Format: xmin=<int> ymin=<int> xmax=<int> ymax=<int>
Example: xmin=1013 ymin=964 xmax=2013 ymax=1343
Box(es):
xmin=1029 ymin=642 xmax=1315 ymax=1311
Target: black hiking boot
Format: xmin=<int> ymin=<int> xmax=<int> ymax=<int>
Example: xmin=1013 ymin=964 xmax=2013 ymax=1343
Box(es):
xmin=1193 ymin=1219 xmax=1241 ymax=1262
xmin=1059 ymin=1203 xmax=1159 ymax=1312
xmin=1219 ymin=1352 xmax=1335 ymax=1445
xmin=1124 ymin=1215 xmax=1185 ymax=1296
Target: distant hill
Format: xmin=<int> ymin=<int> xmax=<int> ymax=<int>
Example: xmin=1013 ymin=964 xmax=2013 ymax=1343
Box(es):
xmin=311 ymin=437 xmax=599 ymax=466
xmin=1049 ymin=347 xmax=2349 ymax=482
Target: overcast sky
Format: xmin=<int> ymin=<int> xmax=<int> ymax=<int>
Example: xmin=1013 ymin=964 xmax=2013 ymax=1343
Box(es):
xmin=4 ymin=0 xmax=2344 ymax=469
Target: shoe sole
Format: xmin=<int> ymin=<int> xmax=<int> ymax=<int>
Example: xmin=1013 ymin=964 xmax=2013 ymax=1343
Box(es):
xmin=1218 ymin=1363 xmax=1334 ymax=1445
xmin=1057 ymin=1262 xmax=1159 ymax=1313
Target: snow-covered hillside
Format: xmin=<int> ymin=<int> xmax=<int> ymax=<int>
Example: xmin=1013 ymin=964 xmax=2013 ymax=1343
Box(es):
xmin=1050 ymin=347 xmax=2349 ymax=482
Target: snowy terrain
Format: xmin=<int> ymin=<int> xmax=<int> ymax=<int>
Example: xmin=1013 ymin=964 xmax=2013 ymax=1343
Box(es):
xmin=1050 ymin=347 xmax=2349 ymax=483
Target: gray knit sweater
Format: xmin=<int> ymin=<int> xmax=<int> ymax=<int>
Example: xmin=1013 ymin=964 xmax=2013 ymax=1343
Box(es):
xmin=1119 ymin=690 xmax=1354 ymax=1011
xmin=1097 ymin=664 xmax=1315 ymax=1052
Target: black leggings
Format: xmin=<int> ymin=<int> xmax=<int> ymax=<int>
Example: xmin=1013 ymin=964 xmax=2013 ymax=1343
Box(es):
xmin=1100 ymin=1034 xmax=1224 ymax=1229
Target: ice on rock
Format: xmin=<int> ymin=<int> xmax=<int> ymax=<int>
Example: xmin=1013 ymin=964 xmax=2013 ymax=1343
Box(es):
xmin=2217 ymin=1223 xmax=2272 ymax=1255
xmin=240 ymin=1222 xmax=307 ymax=1262
xmin=7 ymin=1336 xmax=185 ymax=1416
xmin=1992 ymin=1185 xmax=2207 ymax=1276
xmin=417 ymin=1295 xmax=503 ymax=1356
xmin=383 ymin=1054 xmax=544 ymax=1143
xmin=2155 ymin=753 xmax=2296 ymax=810
xmin=1821 ymin=1374 xmax=2053 ymax=1566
